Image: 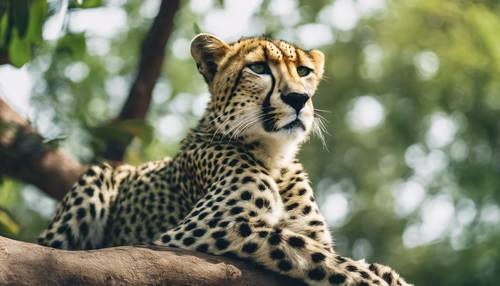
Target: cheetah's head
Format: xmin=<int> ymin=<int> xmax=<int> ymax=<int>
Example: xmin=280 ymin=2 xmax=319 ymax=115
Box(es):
xmin=191 ymin=33 xmax=325 ymax=151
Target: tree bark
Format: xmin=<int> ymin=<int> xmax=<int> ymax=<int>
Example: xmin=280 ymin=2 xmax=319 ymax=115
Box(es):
xmin=0 ymin=236 xmax=299 ymax=286
xmin=0 ymin=52 xmax=8 ymax=65
xmin=102 ymin=0 xmax=181 ymax=162
xmin=0 ymin=98 xmax=86 ymax=200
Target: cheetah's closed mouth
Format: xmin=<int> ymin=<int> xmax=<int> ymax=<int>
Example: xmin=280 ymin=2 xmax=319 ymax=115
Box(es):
xmin=281 ymin=118 xmax=305 ymax=131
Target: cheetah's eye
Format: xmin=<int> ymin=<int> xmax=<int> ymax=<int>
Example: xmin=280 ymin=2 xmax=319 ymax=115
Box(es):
xmin=248 ymin=62 xmax=270 ymax=75
xmin=297 ymin=66 xmax=312 ymax=77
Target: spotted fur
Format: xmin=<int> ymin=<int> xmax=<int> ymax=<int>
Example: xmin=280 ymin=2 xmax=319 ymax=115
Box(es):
xmin=38 ymin=34 xmax=411 ymax=286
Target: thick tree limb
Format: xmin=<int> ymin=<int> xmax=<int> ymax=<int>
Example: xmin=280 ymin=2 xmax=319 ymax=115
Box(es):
xmin=0 ymin=236 xmax=299 ymax=286
xmin=102 ymin=0 xmax=181 ymax=161
xmin=0 ymin=98 xmax=86 ymax=200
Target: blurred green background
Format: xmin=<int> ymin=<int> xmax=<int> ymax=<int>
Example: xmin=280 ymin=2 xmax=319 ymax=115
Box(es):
xmin=1 ymin=0 xmax=499 ymax=285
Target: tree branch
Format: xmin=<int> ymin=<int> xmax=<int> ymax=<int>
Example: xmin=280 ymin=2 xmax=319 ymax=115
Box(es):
xmin=0 ymin=98 xmax=86 ymax=200
xmin=0 ymin=236 xmax=299 ymax=286
xmin=102 ymin=0 xmax=181 ymax=161
xmin=0 ymin=51 xmax=8 ymax=65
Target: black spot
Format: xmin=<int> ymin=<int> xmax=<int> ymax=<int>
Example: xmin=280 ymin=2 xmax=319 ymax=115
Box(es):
xmin=193 ymin=228 xmax=206 ymax=237
xmin=230 ymin=207 xmax=243 ymax=215
xmin=74 ymin=197 xmax=83 ymax=206
xmin=288 ymin=236 xmax=305 ymax=248
xmin=50 ymin=240 xmax=63 ymax=249
xmin=311 ymin=252 xmax=326 ymax=263
xmin=208 ymin=218 xmax=221 ymax=228
xmin=242 ymin=242 xmax=258 ymax=253
xmin=346 ymin=265 xmax=358 ymax=272
xmin=196 ymin=243 xmax=209 ymax=252
xmin=382 ymin=272 xmax=394 ymax=284
xmin=309 ymin=220 xmax=323 ymax=226
xmin=222 ymin=251 xmax=238 ymax=259
xmin=238 ymin=223 xmax=252 ymax=237
xmin=360 ymin=271 xmax=370 ymax=279
xmin=242 ymin=176 xmax=255 ymax=184
xmin=329 ymin=274 xmax=346 ymax=284
xmin=359 ymin=283 xmax=369 ymax=286
xmin=84 ymin=187 xmax=94 ymax=197
xmin=175 ymin=232 xmax=184 ymax=240
xmin=286 ymin=203 xmax=299 ymax=211
xmin=270 ymin=249 xmax=285 ymax=260
xmin=63 ymin=213 xmax=72 ymax=222
xmin=56 ymin=224 xmax=68 ymax=234
xmin=79 ymin=222 xmax=89 ymax=236
xmin=268 ymin=232 xmax=281 ymax=245
xmin=183 ymin=237 xmax=195 ymax=246
xmin=185 ymin=222 xmax=197 ymax=231
xmin=89 ymin=203 xmax=96 ymax=219
xmin=161 ymin=234 xmax=171 ymax=243
xmin=85 ymin=168 xmax=96 ymax=177
xmin=308 ymin=267 xmax=326 ymax=281
xmin=258 ymin=231 xmax=269 ymax=238
xmin=76 ymin=208 xmax=86 ymax=220
xmin=212 ymin=230 xmax=226 ymax=239
xmin=277 ymin=260 xmax=292 ymax=272
xmin=226 ymin=199 xmax=237 ymax=206
xmin=335 ymin=256 xmax=347 ymax=263
xmin=240 ymin=191 xmax=252 ymax=200
xmin=198 ymin=212 xmax=209 ymax=220
xmin=255 ymin=198 xmax=264 ymax=208
xmin=215 ymin=238 xmax=230 ymax=250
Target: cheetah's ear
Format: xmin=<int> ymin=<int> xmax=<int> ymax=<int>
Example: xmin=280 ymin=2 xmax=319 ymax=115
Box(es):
xmin=308 ymin=50 xmax=325 ymax=78
xmin=191 ymin=33 xmax=230 ymax=83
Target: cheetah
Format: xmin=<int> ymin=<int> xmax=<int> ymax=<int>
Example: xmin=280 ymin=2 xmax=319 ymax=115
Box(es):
xmin=38 ymin=33 xmax=412 ymax=286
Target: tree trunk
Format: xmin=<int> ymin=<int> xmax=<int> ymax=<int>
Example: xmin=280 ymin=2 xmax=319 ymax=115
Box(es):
xmin=102 ymin=0 xmax=181 ymax=162
xmin=0 ymin=236 xmax=299 ymax=286
xmin=0 ymin=98 xmax=86 ymax=200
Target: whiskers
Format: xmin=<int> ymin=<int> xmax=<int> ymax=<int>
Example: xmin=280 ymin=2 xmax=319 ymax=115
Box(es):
xmin=226 ymin=111 xmax=264 ymax=141
xmin=209 ymin=109 xmax=263 ymax=144
xmin=312 ymin=108 xmax=330 ymax=150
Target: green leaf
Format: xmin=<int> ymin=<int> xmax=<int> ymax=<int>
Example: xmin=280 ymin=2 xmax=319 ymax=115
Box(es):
xmin=10 ymin=0 xmax=29 ymax=39
xmin=25 ymin=0 xmax=48 ymax=45
xmin=8 ymin=29 xmax=30 ymax=67
xmin=69 ymin=0 xmax=103 ymax=9
xmin=193 ymin=22 xmax=202 ymax=35
xmin=89 ymin=120 xmax=154 ymax=145
xmin=0 ymin=8 xmax=8 ymax=48
xmin=0 ymin=209 xmax=20 ymax=236
xmin=55 ymin=32 xmax=87 ymax=58
xmin=43 ymin=135 xmax=68 ymax=148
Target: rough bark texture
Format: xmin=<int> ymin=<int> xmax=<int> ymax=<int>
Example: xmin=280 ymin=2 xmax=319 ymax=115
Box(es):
xmin=0 ymin=236 xmax=299 ymax=286
xmin=102 ymin=0 xmax=181 ymax=162
xmin=0 ymin=98 xmax=86 ymax=200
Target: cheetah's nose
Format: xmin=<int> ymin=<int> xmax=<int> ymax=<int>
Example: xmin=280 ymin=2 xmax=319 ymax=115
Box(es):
xmin=280 ymin=92 xmax=310 ymax=114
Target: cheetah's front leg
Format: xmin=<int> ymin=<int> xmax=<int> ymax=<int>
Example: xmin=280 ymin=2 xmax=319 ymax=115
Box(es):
xmin=276 ymin=162 xmax=332 ymax=249
xmin=155 ymin=170 xmax=388 ymax=286
xmin=277 ymin=163 xmax=412 ymax=286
